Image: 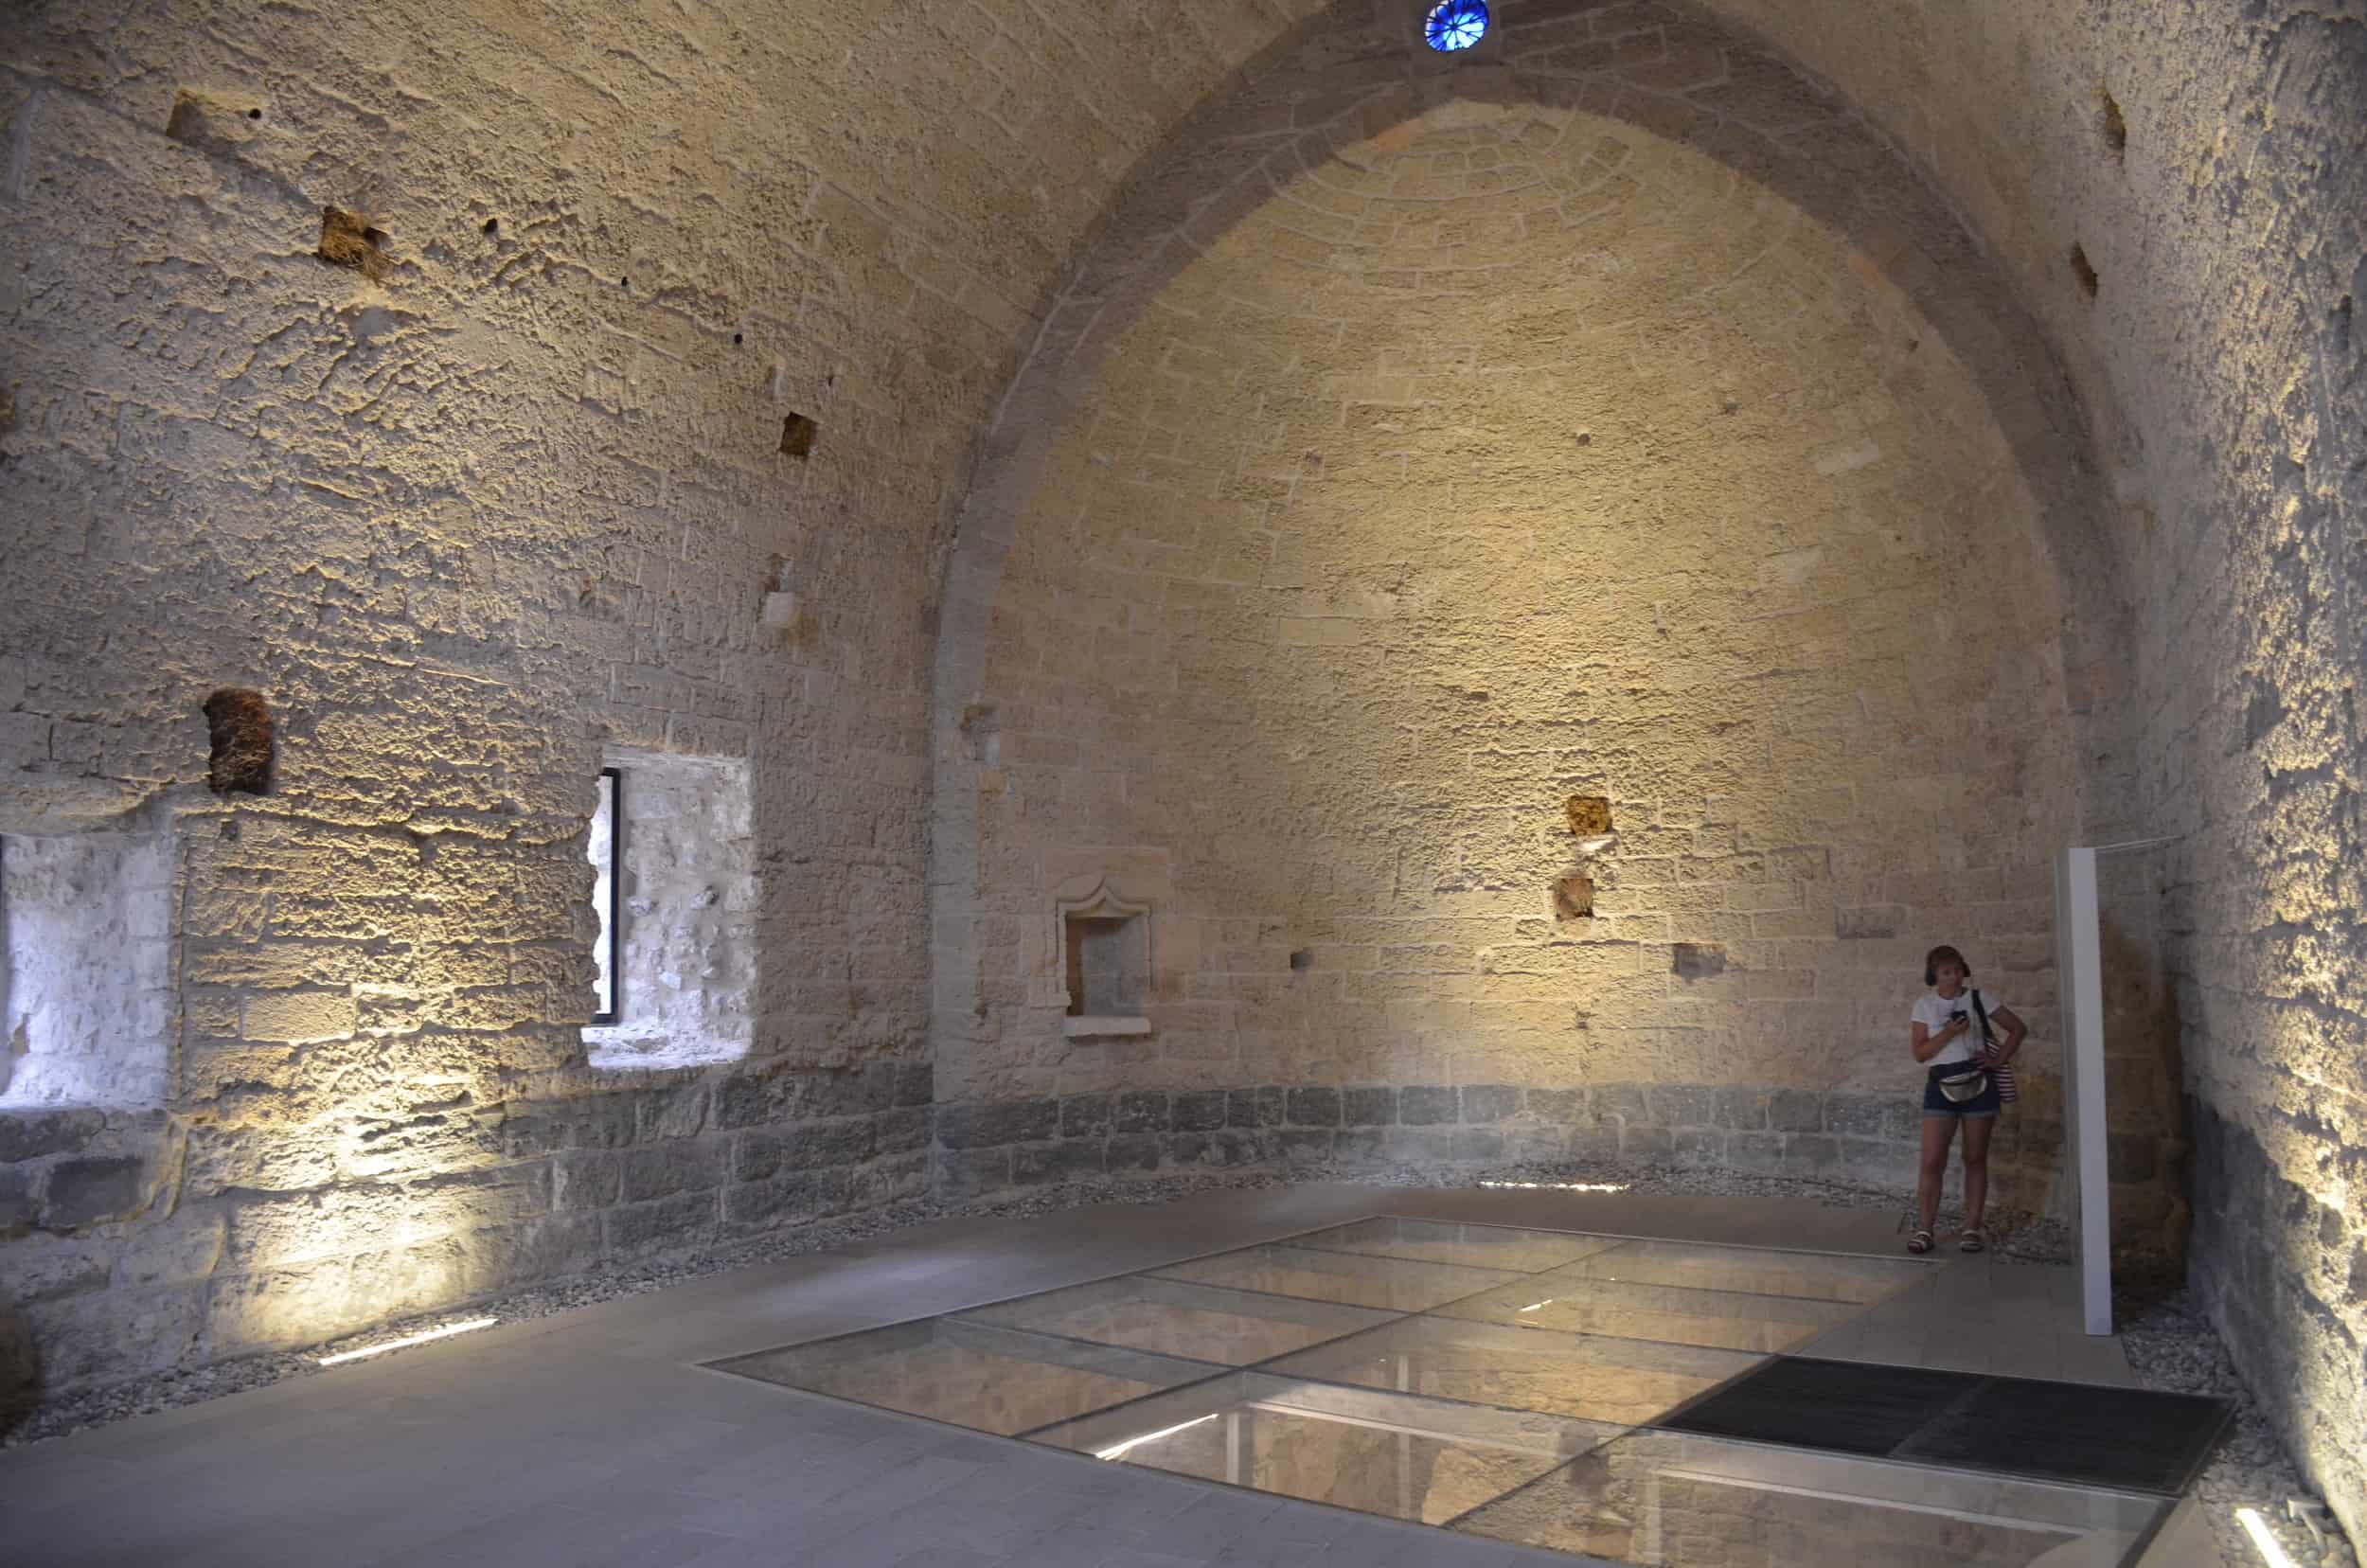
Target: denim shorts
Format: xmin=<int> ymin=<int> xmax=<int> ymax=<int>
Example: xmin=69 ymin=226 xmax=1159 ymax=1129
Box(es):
xmin=1923 ymin=1062 xmax=2002 ymax=1118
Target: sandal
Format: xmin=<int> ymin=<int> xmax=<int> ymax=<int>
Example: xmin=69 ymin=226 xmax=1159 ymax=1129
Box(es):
xmin=1907 ymin=1229 xmax=1933 ymax=1255
xmin=1960 ymin=1228 xmax=1986 ymax=1254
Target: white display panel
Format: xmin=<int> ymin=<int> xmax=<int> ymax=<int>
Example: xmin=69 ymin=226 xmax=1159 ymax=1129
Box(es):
xmin=2053 ymin=846 xmax=2112 ymax=1335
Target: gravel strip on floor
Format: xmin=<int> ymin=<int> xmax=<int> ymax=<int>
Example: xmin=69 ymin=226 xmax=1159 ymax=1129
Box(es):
xmin=3 ymin=1157 xmax=2349 ymax=1567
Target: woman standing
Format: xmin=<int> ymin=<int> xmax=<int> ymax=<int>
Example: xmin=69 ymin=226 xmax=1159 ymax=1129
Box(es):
xmin=1906 ymin=944 xmax=2026 ymax=1254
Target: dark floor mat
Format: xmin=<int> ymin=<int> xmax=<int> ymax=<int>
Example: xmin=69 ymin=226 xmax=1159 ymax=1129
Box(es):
xmin=1895 ymin=1375 xmax=2233 ymax=1494
xmin=1659 ymin=1356 xmax=1973 ymax=1456
xmin=1657 ymin=1357 xmax=2230 ymax=1494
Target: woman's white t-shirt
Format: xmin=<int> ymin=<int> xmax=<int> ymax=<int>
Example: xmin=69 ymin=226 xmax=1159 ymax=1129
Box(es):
xmin=1912 ymin=989 xmax=2003 ymax=1066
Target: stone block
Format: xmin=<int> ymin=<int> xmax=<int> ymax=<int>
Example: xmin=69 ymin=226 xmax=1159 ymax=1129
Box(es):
xmin=1623 ymin=1126 xmax=1675 ymax=1163
xmin=1648 ymin=1084 xmax=1716 ymax=1129
xmin=0 ymin=1166 xmax=34 ymax=1232
xmin=934 ymin=1098 xmax=1058 ymax=1149
xmin=713 ymin=1072 xmax=792 ymax=1131
xmin=41 ymin=1157 xmax=144 ymax=1229
xmin=1172 ymin=1129 xmax=1259 ymax=1167
xmin=1713 ymin=1089 xmax=1767 ymax=1130
xmin=1400 ymin=1085 xmax=1457 ymax=1125
xmin=1060 ymin=1093 xmax=1113 ymax=1138
xmin=874 ymin=1106 xmax=931 ymax=1154
xmin=795 ymin=1069 xmax=890 ymax=1120
xmin=516 ymin=1213 xmax=609 ymax=1281
xmin=1286 ymin=1087 xmax=1341 ymax=1127
xmin=1594 ymin=1083 xmax=1646 ymax=1125
xmin=1274 ymin=1129 xmax=1336 ymax=1166
xmin=1114 ymin=1091 xmax=1171 ymax=1133
xmin=241 ymin=989 xmax=358 ymax=1043
xmin=0 ymin=1109 xmax=105 ymax=1165
xmin=605 ymin=1191 xmax=719 ymax=1257
xmin=618 ymin=1139 xmax=727 ymax=1203
xmin=1107 ymin=1133 xmax=1164 ymax=1173
xmin=1333 ymin=1129 xmax=1390 ymax=1166
xmin=851 ymin=1152 xmax=928 ymax=1210
xmin=553 ymin=1149 xmax=623 ymax=1211
xmin=1838 ymin=905 xmax=1900 ymax=939
xmin=2109 ymin=1131 xmax=2158 ymax=1184
xmin=723 ymin=1169 xmax=850 ymax=1231
xmin=1174 ymin=1090 xmax=1229 ymax=1131
xmin=1767 ymin=1089 xmax=1824 ymax=1132
xmin=1450 ymin=1128 xmax=1504 ymax=1162
xmin=1670 ymin=1128 xmax=1723 ymax=1167
xmin=1784 ymin=1134 xmax=1841 ymax=1171
xmin=1824 ymin=1094 xmax=1912 ymax=1141
xmin=1670 ymin=943 xmax=1726 ymax=980
xmin=1503 ymin=1125 xmax=1568 ymax=1161
xmin=1015 ymin=1140 xmax=1108 ymax=1185
xmin=1526 ymin=1088 xmax=1584 ymax=1122
xmin=1226 ymin=1086 xmax=1285 ymax=1129
xmin=1461 ymin=1084 xmax=1522 ymax=1124
xmin=1728 ymin=1131 xmax=1789 ymax=1173
xmin=1386 ymin=1127 xmax=1457 ymax=1163
xmin=737 ymin=1118 xmax=873 ymax=1179
xmin=892 ymin=1061 xmax=934 ymax=1108
xmin=1342 ymin=1086 xmax=1397 ymax=1126
xmin=1569 ymin=1120 xmax=1621 ymax=1161
xmin=933 ymin=1147 xmax=1011 ymax=1200
xmin=635 ymin=1080 xmax=711 ymax=1141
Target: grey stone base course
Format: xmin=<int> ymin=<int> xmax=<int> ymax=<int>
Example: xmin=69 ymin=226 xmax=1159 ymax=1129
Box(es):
xmin=1 ymin=1060 xmax=934 ymax=1400
xmin=932 ymin=1081 xmax=2071 ymax=1202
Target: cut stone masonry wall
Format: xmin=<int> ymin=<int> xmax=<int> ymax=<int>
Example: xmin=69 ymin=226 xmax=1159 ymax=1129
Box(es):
xmin=3 ymin=1061 xmax=928 ymax=1391
xmin=933 ymin=1081 xmax=2070 ymax=1217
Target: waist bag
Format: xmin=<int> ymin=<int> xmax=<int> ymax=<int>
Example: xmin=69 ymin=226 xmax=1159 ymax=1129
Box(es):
xmin=1932 ymin=1062 xmax=1990 ymax=1103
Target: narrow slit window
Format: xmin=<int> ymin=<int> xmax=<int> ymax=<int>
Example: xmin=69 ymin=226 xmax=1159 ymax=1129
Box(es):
xmin=590 ymin=767 xmax=621 ymax=1025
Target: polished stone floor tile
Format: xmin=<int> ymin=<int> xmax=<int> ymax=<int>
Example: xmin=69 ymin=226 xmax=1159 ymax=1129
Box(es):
xmin=1261 ymin=1315 xmax=1761 ymax=1427
xmin=1149 ymin=1243 xmax=1525 ymax=1312
xmin=1563 ymin=1238 xmax=1932 ymax=1304
xmin=1436 ymin=1272 xmax=1865 ymax=1353
xmin=1290 ymin=1218 xmax=1626 ymax=1274
xmin=1450 ymin=1429 xmax=2165 ymax=1565
xmin=1027 ymin=1372 xmax=1618 ymax=1526
xmin=956 ymin=1274 xmax=1395 ymax=1365
xmin=707 ymin=1318 xmax=1223 ymax=1434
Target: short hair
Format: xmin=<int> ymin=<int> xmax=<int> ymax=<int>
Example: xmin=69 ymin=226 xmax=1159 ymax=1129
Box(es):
xmin=1924 ymin=944 xmax=1971 ymax=987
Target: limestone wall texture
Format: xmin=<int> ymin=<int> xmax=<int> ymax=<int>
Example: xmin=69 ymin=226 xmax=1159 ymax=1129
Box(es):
xmin=929 ymin=3 xmax=2149 ymax=1262
xmin=1 ymin=0 xmax=2362 ymax=1543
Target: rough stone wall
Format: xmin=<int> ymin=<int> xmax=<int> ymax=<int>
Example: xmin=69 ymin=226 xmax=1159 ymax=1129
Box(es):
xmin=1641 ymin=0 xmax=2367 ymax=1538
xmin=933 ymin=13 xmax=2138 ymax=1223
xmin=0 ymin=0 xmax=1117 ymax=1395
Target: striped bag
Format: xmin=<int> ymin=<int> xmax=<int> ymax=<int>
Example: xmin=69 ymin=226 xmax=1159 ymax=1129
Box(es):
xmin=1972 ymin=989 xmax=2017 ymax=1102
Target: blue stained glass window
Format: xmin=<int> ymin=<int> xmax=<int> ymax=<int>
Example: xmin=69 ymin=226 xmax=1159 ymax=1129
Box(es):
xmin=1424 ymin=0 xmax=1488 ymax=51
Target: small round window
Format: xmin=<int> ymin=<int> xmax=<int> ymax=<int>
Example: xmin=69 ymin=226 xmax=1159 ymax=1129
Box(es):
xmin=1424 ymin=0 xmax=1488 ymax=51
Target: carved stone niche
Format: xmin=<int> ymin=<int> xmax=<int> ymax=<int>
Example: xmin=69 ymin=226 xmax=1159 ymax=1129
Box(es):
xmin=1054 ymin=880 xmax=1152 ymax=1039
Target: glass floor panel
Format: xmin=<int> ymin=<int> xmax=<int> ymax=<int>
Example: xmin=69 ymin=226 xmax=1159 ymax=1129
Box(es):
xmin=1148 ymin=1241 xmax=1526 ymax=1311
xmin=706 ymin=1317 xmax=1221 ymax=1435
xmin=1263 ymin=1315 xmax=1763 ymax=1426
xmin=955 ymin=1273 xmax=1394 ymax=1364
xmin=1437 ymin=1272 xmax=1864 ymax=1352
xmin=1565 ymin=1238 xmax=1932 ymax=1305
xmin=1451 ymin=1428 xmax=2163 ymax=1566
xmin=1292 ymin=1217 xmax=1628 ymax=1274
xmin=1029 ymin=1372 xmax=1620 ymax=1526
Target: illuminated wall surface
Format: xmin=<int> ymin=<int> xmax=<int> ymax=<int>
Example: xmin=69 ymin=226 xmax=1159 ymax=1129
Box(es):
xmin=0 ymin=0 xmax=2360 ymax=1541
